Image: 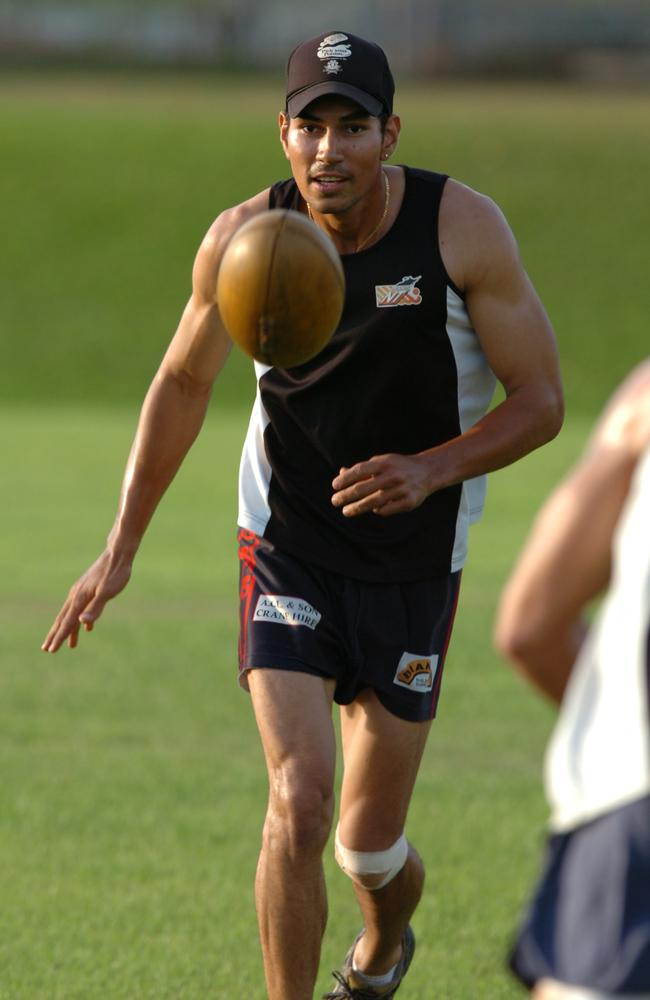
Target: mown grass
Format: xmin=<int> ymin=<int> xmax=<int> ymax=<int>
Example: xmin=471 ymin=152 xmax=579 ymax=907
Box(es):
xmin=2 ymin=402 xmax=586 ymax=998
xmin=2 ymin=73 xmax=649 ymax=412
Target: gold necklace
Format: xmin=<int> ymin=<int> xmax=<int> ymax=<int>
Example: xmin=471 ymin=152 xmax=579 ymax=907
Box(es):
xmin=307 ymin=170 xmax=390 ymax=253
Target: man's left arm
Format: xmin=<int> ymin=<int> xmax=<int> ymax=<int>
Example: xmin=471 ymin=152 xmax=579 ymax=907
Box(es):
xmin=331 ymin=183 xmax=563 ymax=517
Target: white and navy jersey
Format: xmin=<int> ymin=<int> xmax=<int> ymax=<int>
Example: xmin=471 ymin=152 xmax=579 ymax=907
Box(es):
xmin=237 ymin=167 xmax=496 ymax=582
xmin=545 ymin=446 xmax=650 ymax=832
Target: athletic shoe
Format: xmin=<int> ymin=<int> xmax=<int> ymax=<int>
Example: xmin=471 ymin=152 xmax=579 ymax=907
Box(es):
xmin=323 ymin=925 xmax=416 ymax=999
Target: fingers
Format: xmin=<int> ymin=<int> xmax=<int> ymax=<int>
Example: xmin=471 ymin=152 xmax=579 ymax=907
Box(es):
xmin=64 ymin=611 xmax=95 ymax=650
xmin=332 ymin=458 xmax=402 ymax=517
xmin=42 ymin=602 xmax=101 ymax=653
xmin=42 ymin=552 xmax=133 ymax=654
xmin=333 ymin=491 xmax=385 ymax=516
xmin=332 ymin=485 xmax=385 ymax=516
xmin=332 ymin=460 xmax=385 ymax=514
xmin=42 ymin=588 xmax=99 ymax=654
xmin=42 ymin=576 xmax=114 ymax=653
xmin=372 ymin=498 xmax=410 ymax=517
xmin=332 ymin=461 xmax=379 ymax=492
xmin=331 ymin=456 xmax=427 ymax=517
xmin=339 ymin=492 xmax=413 ymax=517
xmin=332 ymin=481 xmax=412 ymax=517
xmin=41 ymin=593 xmax=75 ymax=652
xmin=80 ymin=594 xmax=108 ymax=629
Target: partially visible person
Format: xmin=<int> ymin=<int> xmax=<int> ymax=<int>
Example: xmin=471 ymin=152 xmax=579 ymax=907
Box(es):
xmin=495 ymin=360 xmax=650 ymax=999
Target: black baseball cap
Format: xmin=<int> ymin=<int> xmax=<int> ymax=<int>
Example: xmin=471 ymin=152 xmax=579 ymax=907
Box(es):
xmin=285 ymin=31 xmax=394 ymax=118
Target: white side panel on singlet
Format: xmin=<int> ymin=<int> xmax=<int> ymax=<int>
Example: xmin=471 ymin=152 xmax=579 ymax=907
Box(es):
xmin=238 ymin=361 xmax=273 ymax=536
xmin=445 ymin=286 xmax=497 ymax=570
xmin=545 ymin=447 xmax=650 ymax=832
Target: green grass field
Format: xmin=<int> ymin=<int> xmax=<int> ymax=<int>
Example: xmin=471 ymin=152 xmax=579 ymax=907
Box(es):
xmin=2 ymin=72 xmax=649 ymax=998
xmin=2 ymin=73 xmax=649 ymax=411
xmin=2 ymin=404 xmax=582 ymax=999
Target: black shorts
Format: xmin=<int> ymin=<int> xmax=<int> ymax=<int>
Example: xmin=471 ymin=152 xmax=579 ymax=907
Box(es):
xmin=237 ymin=529 xmax=461 ymax=723
xmin=510 ymin=793 xmax=650 ymax=994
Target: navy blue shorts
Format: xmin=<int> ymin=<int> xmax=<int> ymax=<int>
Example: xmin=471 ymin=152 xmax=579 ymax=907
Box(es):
xmin=237 ymin=529 xmax=461 ymax=723
xmin=510 ymin=793 xmax=650 ymax=993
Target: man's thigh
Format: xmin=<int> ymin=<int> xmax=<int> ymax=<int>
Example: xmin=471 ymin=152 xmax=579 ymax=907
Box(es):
xmin=248 ymin=667 xmax=337 ymax=792
xmin=338 ymin=689 xmax=432 ymax=848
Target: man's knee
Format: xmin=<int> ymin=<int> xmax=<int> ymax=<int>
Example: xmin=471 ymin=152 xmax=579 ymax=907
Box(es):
xmin=334 ymin=823 xmax=409 ymax=890
xmin=265 ymin=772 xmax=334 ymax=857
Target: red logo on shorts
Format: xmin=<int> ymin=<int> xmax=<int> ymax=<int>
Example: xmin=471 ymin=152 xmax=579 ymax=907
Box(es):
xmin=238 ymin=529 xmax=261 ymax=668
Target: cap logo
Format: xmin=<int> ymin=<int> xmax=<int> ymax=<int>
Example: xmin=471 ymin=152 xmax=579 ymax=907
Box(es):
xmin=318 ymin=33 xmax=352 ymax=75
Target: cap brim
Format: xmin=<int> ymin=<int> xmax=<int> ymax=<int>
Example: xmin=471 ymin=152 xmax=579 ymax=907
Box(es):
xmin=287 ymin=81 xmax=384 ymax=117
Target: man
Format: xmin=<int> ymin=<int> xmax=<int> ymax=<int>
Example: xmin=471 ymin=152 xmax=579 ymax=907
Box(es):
xmin=495 ymin=360 xmax=650 ymax=999
xmin=43 ymin=31 xmax=563 ymax=1000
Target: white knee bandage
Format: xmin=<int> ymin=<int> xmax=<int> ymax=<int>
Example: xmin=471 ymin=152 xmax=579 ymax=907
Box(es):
xmin=335 ymin=823 xmax=409 ymax=890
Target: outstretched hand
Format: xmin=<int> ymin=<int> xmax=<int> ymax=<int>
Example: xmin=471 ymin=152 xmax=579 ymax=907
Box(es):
xmin=41 ymin=550 xmax=133 ymax=653
xmin=331 ymin=453 xmax=432 ymax=517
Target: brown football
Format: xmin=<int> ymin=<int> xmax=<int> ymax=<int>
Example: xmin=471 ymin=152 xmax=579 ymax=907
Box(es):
xmin=216 ymin=209 xmax=345 ymax=368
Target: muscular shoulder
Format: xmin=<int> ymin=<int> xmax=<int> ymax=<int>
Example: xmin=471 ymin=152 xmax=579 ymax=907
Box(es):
xmin=192 ymin=189 xmax=270 ymax=303
xmin=593 ymin=359 xmax=650 ymax=459
xmin=439 ymin=178 xmax=520 ymax=294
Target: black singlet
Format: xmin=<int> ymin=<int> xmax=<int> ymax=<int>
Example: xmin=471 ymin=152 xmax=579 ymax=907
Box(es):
xmin=237 ymin=166 xmax=496 ymax=582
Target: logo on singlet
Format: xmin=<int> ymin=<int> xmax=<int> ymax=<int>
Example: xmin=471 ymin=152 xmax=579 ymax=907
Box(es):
xmin=393 ymin=652 xmax=439 ymax=692
xmin=253 ymin=594 xmax=322 ymax=630
xmin=375 ymin=275 xmax=422 ymax=308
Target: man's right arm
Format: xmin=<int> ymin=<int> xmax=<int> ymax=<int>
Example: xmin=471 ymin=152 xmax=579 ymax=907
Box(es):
xmin=42 ymin=192 xmax=269 ymax=653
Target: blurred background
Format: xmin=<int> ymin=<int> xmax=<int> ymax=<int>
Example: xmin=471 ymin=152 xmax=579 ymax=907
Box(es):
xmin=2 ymin=0 xmax=650 ymax=81
xmin=1 ymin=4 xmax=649 ymax=998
